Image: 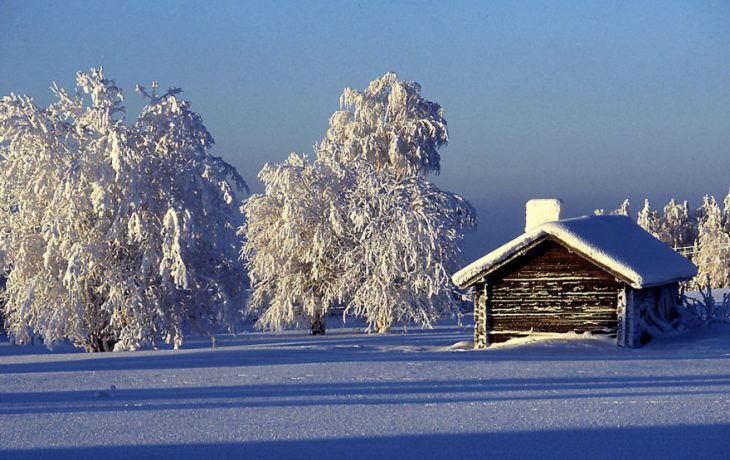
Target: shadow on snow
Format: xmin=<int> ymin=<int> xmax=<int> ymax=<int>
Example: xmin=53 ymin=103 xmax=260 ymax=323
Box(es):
xmin=1 ymin=373 xmax=729 ymax=415
xmin=1 ymin=425 xmax=729 ymax=460
xmin=1 ymin=323 xmax=729 ymax=375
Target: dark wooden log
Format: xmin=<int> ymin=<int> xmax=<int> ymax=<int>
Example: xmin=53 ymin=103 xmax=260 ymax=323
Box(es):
xmin=485 ymin=238 xmax=623 ymax=337
xmin=473 ymin=284 xmax=487 ymax=349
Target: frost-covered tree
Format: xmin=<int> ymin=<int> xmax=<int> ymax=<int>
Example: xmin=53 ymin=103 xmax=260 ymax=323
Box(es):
xmin=337 ymin=163 xmax=474 ymax=332
xmin=240 ymin=154 xmax=349 ymax=334
xmin=692 ymin=196 xmax=730 ymax=289
xmin=637 ymin=199 xmax=661 ymax=239
xmin=658 ymin=199 xmax=695 ymax=248
xmin=595 ymin=199 xmax=630 ymax=217
xmin=612 ymin=199 xmax=631 ymax=216
xmin=241 ymin=72 xmax=474 ymax=334
xmin=319 ymin=72 xmax=447 ymax=177
xmin=319 ymin=73 xmax=474 ymax=331
xmin=0 ymin=68 xmax=246 ymax=351
xmin=723 ymin=188 xmax=730 ymax=233
xmin=694 ymin=195 xmax=715 ymax=229
xmin=678 ymin=199 xmax=698 ymax=247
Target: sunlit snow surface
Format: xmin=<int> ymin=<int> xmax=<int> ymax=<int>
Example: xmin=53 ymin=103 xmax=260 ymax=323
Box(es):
xmin=1 ymin=317 xmax=729 ymax=459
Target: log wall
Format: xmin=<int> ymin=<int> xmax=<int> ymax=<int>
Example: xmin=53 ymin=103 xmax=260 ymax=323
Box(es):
xmin=481 ymin=238 xmax=623 ymax=339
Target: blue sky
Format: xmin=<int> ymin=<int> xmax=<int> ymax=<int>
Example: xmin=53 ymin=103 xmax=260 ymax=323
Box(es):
xmin=1 ymin=0 xmax=729 ymax=258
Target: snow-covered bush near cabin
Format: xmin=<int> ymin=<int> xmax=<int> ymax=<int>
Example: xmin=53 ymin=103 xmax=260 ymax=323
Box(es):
xmin=683 ymin=277 xmax=730 ymax=325
xmin=241 ymin=72 xmax=475 ymax=334
xmin=0 ymin=68 xmax=247 ymax=351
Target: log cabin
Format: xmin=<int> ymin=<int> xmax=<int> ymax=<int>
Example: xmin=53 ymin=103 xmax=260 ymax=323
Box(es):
xmin=452 ymin=200 xmax=697 ymax=348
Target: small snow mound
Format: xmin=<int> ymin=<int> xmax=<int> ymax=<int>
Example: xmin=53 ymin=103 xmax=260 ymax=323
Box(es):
xmin=441 ymin=340 xmax=474 ymax=351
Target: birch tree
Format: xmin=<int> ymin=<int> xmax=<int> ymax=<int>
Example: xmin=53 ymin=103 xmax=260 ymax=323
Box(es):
xmin=693 ymin=197 xmax=730 ymax=289
xmin=338 ymin=163 xmax=474 ymax=332
xmin=319 ymin=72 xmax=447 ymax=177
xmin=240 ymin=154 xmax=349 ymax=334
xmin=659 ymin=198 xmax=695 ymax=248
xmin=637 ymin=199 xmax=661 ymax=239
xmin=241 ymin=72 xmax=474 ymax=334
xmin=0 ymin=68 xmax=246 ymax=351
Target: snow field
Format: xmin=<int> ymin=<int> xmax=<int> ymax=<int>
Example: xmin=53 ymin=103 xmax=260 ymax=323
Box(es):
xmin=1 ymin=319 xmax=730 ymax=459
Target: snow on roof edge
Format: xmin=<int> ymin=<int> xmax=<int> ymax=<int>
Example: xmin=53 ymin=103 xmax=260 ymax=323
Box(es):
xmin=541 ymin=219 xmax=645 ymax=288
xmin=452 ymin=227 xmax=546 ymax=289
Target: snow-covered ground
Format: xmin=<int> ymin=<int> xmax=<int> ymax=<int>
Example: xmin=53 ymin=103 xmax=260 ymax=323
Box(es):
xmin=1 ymin=317 xmax=730 ymax=459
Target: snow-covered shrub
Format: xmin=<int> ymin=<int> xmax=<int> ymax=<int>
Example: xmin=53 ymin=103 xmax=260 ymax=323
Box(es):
xmin=0 ymin=68 xmax=246 ymax=351
xmin=612 ymin=199 xmax=631 ymax=216
xmin=241 ymin=72 xmax=475 ymax=334
xmin=595 ymin=199 xmax=630 ymax=217
xmin=683 ymin=276 xmax=730 ymax=324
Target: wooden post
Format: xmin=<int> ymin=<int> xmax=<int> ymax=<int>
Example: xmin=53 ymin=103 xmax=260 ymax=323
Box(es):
xmin=474 ymin=281 xmax=488 ymax=349
xmin=617 ymin=285 xmax=636 ymax=347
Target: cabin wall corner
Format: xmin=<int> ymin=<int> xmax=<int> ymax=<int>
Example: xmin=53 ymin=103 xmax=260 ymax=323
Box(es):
xmin=474 ymin=281 xmax=489 ymax=349
xmin=617 ymin=285 xmax=640 ymax=347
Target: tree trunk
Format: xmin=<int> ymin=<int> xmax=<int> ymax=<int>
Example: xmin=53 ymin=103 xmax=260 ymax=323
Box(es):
xmin=84 ymin=336 xmax=117 ymax=352
xmin=376 ymin=319 xmax=392 ymax=334
xmin=311 ymin=315 xmax=326 ymax=335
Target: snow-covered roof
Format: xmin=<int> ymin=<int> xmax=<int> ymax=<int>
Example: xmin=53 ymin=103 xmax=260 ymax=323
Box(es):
xmin=453 ymin=215 xmax=697 ymax=289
